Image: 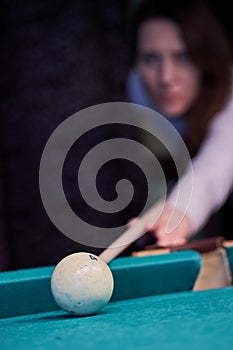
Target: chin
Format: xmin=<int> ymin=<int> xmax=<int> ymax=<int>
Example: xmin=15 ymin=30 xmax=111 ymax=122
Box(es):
xmin=160 ymin=109 xmax=183 ymax=118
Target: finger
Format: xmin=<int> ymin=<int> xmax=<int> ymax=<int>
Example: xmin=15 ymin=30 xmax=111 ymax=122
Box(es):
xmin=156 ymin=236 xmax=187 ymax=247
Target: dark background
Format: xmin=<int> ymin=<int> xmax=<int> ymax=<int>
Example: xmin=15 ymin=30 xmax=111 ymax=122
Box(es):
xmin=0 ymin=0 xmax=232 ymax=271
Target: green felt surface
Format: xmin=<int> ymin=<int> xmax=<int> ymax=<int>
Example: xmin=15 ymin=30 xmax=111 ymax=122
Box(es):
xmin=1 ymin=250 xmax=233 ymax=350
xmin=1 ymin=287 xmax=233 ymax=350
xmin=0 ymin=251 xmax=201 ymax=318
xmin=226 ymin=246 xmax=233 ymax=277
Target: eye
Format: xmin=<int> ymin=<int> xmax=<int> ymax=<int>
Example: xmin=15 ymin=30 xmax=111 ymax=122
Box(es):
xmin=138 ymin=52 xmax=160 ymax=64
xmin=175 ymin=51 xmax=190 ymax=64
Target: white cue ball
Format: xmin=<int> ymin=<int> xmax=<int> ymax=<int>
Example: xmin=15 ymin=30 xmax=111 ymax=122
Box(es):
xmin=51 ymin=252 xmax=114 ymax=316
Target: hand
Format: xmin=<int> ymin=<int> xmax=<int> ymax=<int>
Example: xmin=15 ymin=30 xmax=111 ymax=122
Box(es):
xmin=147 ymin=207 xmax=193 ymax=247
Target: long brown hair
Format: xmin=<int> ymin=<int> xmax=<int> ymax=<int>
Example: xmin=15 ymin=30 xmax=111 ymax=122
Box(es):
xmin=129 ymin=0 xmax=232 ymax=154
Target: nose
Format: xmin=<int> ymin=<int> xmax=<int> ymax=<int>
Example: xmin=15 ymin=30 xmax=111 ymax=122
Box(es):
xmin=159 ymin=59 xmax=174 ymax=86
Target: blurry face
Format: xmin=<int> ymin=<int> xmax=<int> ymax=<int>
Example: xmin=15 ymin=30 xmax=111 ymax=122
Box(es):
xmin=136 ymin=19 xmax=201 ymax=117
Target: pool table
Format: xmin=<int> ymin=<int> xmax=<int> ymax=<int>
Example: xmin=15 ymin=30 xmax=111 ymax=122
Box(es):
xmin=1 ymin=249 xmax=233 ymax=350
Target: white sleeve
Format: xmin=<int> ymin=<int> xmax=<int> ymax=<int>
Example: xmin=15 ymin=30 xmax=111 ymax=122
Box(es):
xmin=167 ymin=96 xmax=233 ymax=233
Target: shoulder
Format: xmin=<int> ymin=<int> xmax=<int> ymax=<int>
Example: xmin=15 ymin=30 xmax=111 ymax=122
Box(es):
xmin=208 ymin=89 xmax=233 ymax=134
xmin=126 ymin=69 xmax=155 ymax=109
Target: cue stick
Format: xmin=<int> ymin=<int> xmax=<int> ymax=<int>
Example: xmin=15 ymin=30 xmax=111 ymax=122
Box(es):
xmin=99 ymin=199 xmax=165 ymax=263
xmin=131 ymin=237 xmax=233 ymax=256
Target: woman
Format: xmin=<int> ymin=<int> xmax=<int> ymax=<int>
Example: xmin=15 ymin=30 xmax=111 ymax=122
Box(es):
xmin=127 ymin=0 xmax=233 ymax=246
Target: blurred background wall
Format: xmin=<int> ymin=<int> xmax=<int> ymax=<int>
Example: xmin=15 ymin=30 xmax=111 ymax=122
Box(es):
xmin=0 ymin=0 xmax=232 ymax=271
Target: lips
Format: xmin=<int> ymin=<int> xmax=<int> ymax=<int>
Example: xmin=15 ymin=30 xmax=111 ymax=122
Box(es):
xmin=155 ymin=93 xmax=184 ymax=116
xmin=160 ymin=93 xmax=178 ymax=103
